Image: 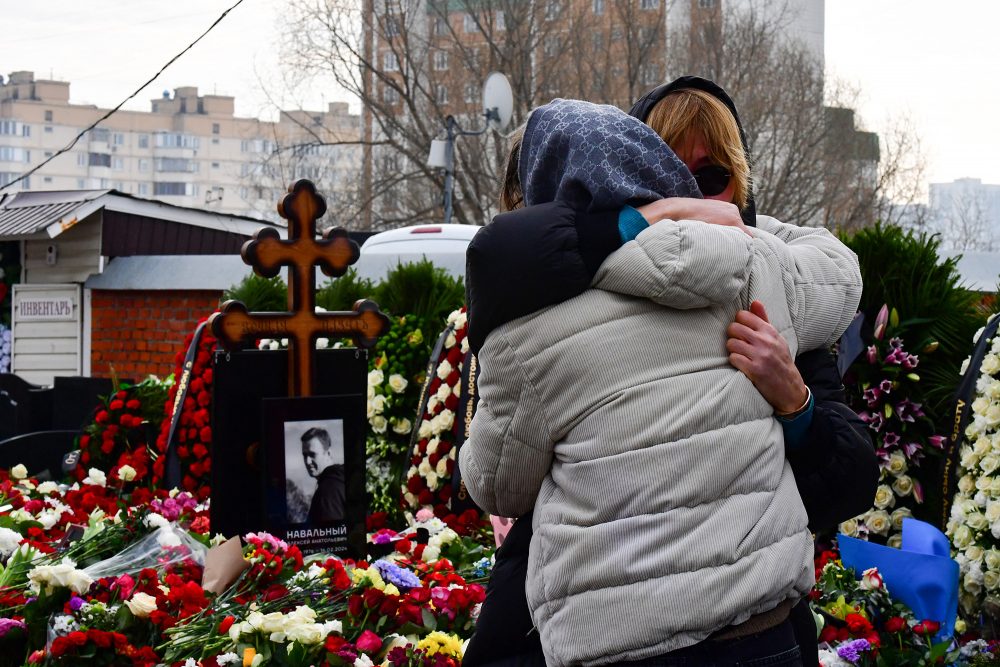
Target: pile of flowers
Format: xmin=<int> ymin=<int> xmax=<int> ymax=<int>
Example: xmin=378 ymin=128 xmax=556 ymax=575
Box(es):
xmin=811 ymin=549 xmax=994 ymax=666
xmin=404 ymin=309 xmax=469 ymax=518
xmin=947 ymin=311 xmax=1000 ymax=615
xmin=152 ymin=320 xmax=217 ymax=500
xmin=842 ymin=305 xmax=947 ymax=545
xmin=0 ymin=461 xmax=490 ymax=666
xmin=73 ymin=377 xmax=171 ymax=486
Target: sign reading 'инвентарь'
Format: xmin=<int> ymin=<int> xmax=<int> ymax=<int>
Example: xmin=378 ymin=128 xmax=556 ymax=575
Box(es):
xmin=18 ymin=298 xmax=75 ymax=321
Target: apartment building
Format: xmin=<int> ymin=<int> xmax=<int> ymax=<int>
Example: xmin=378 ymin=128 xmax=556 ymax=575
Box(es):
xmin=0 ymin=71 xmax=361 ymax=221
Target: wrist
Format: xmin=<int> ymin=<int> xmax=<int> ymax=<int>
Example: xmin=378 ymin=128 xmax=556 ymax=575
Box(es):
xmin=775 ymin=384 xmax=811 ymax=417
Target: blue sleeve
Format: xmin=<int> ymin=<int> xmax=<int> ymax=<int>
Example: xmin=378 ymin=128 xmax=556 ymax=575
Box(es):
xmin=617 ymin=206 xmax=648 ymax=243
xmin=778 ymin=393 xmax=815 ymax=451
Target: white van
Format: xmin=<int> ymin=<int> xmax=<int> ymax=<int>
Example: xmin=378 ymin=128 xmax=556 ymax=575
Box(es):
xmin=354 ymin=224 xmax=481 ymax=282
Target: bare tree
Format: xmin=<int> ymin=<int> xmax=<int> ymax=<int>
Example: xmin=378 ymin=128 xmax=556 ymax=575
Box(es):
xmin=932 ymin=188 xmax=999 ymax=252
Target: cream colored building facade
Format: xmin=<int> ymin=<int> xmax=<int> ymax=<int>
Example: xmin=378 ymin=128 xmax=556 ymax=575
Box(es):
xmin=0 ymin=71 xmax=361 ymax=221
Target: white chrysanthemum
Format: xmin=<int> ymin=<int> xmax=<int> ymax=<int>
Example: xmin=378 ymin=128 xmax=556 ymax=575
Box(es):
xmin=0 ymin=527 xmax=22 ymax=558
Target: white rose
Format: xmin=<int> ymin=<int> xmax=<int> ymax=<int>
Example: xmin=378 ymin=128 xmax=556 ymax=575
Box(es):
xmin=987 ymin=549 xmax=1000 ymax=572
xmin=418 ymin=420 xmax=433 ymax=439
xmin=117 ymin=465 xmax=137 ymax=482
xmin=990 ymin=380 xmax=1000 ymax=401
xmin=444 ymin=332 xmax=457 ymax=349
xmin=838 ymin=518 xmax=859 ymax=537
xmin=368 ymin=369 xmax=384 ymax=387
xmin=983 ymin=353 xmax=1000 ymax=375
xmin=436 ymin=359 xmax=453 ymax=380
xmin=891 ymin=475 xmax=914 ymax=497
xmin=427 ymin=396 xmax=440 ymax=414
xmin=422 ymin=545 xmax=440 ymax=562
xmin=987 ymin=501 xmax=1000 ymax=524
xmin=355 ymin=655 xmax=376 ymax=667
xmin=886 ymin=451 xmax=907 ymax=476
xmin=426 ymin=472 xmax=439 ymax=490
xmin=977 ymin=475 xmax=994 ymax=492
xmin=37 ymin=510 xmax=60 ymax=530
xmin=125 ymin=592 xmax=158 ymax=617
xmin=975 ymin=436 xmax=993 ymax=457
xmin=890 ymin=507 xmax=913 ymax=532
xmin=967 ymin=545 xmax=986 ymax=562
xmin=427 ymin=438 xmax=440 ymax=455
xmin=961 ymin=357 xmax=971 ymax=375
xmin=418 ymin=460 xmax=432 ymax=476
xmin=317 ymin=337 xmax=330 ymax=349
xmin=371 ymin=415 xmax=388 ymax=434
xmin=372 ymin=394 xmax=387 ymax=414
xmin=866 ymin=510 xmax=891 ymax=536
xmin=0 ymin=527 xmax=22 ymax=558
xmin=10 ymin=464 xmax=27 ymax=480
xmin=367 ymin=385 xmax=375 ymax=401
xmin=987 ymin=403 xmax=1000 ymax=428
xmin=453 ymin=382 xmax=461 ymax=397
xmin=983 ymin=455 xmax=1000 ymax=476
xmin=990 ymin=477 xmax=1000 ymax=497
xmin=960 ymin=475 xmax=978 ymax=495
xmin=986 ymin=569 xmax=1000 ymax=591
xmin=887 ymin=533 xmax=903 ymax=549
xmin=388 ymin=374 xmax=409 ymax=393
xmin=453 ymin=312 xmax=467 ymax=329
xmin=435 ymin=457 xmax=449 ymax=477
xmin=968 ymin=512 xmax=990 ymax=531
xmin=954 ymin=524 xmax=975 ymax=548
xmin=962 ymin=447 xmax=981 ymax=470
xmin=83 ymin=468 xmax=107 ymax=487
xmin=965 ymin=571 xmax=984 ymax=596
xmin=873 ymin=484 xmax=895 ymax=509
xmin=436 ymin=410 xmax=455 ymax=433
xmin=392 ymin=418 xmax=412 ymax=435
xmin=973 ymin=396 xmax=991 ymax=417
xmin=461 ymin=338 xmax=470 ymax=354
xmin=37 ymin=481 xmax=58 ymax=495
xmin=435 ymin=383 xmax=451 ymax=402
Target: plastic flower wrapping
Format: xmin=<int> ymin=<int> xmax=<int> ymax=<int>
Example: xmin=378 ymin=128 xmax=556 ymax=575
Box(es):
xmin=947 ymin=311 xmax=1000 ymax=615
xmin=0 ymin=323 xmax=10 ymax=374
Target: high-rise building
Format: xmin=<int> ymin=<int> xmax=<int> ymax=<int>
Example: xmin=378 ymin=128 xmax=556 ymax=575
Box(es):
xmin=0 ymin=71 xmax=361 ymax=221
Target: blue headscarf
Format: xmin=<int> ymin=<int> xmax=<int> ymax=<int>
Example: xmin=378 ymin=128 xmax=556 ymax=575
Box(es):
xmin=518 ymin=98 xmax=702 ymax=212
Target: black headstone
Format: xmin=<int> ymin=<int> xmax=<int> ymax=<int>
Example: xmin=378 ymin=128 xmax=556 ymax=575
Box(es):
xmin=0 ymin=430 xmax=79 ymax=479
xmin=0 ymin=373 xmax=53 ymax=440
xmin=210 ymin=348 xmax=368 ymax=539
xmin=51 ymin=376 xmax=130 ymax=431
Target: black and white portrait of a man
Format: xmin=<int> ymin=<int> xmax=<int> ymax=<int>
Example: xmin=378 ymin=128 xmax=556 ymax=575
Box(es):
xmin=284 ymin=420 xmax=345 ymax=524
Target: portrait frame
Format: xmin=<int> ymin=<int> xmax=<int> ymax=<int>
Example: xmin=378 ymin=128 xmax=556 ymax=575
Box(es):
xmin=261 ymin=394 xmax=367 ymax=557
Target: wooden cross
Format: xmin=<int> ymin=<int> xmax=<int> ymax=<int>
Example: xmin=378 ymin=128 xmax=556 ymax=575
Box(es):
xmin=209 ymin=179 xmax=390 ymax=397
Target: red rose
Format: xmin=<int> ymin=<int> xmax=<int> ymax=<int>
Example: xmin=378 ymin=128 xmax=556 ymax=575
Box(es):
xmin=845 ymin=612 xmax=873 ymax=636
xmin=199 ymin=426 xmax=212 ymax=443
xmin=202 ymin=369 xmax=213 ymax=385
xmin=913 ymin=620 xmax=940 ymax=635
xmin=325 ymin=635 xmax=349 ymax=652
xmin=87 ymin=629 xmax=112 ymax=648
xmin=356 ymin=630 xmax=383 ymax=653
xmin=95 ymin=411 xmax=109 ymax=424
xmin=109 ymin=400 xmax=124 ymax=411
xmin=197 ymin=391 xmax=211 ymax=408
xmin=363 ymin=587 xmax=384 ymax=610
xmin=418 ymin=490 xmax=433 ymax=505
xmin=884 ymin=616 xmax=907 ymax=633
xmin=116 ymin=390 xmax=128 ymax=400
xmin=347 ymin=594 xmax=364 ymax=617
xmin=79 ymin=435 xmax=90 ymax=447
xmin=126 ymin=399 xmax=141 ymax=410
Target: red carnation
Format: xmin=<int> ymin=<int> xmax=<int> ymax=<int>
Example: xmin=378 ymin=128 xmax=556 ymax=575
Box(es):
xmin=845 ymin=612 xmax=873 ymax=636
xmin=395 ymin=539 xmax=413 ymax=554
xmin=325 ymin=635 xmax=349 ymax=652
xmin=126 ymin=399 xmax=141 ymax=410
xmin=884 ymin=616 xmax=907 ymax=633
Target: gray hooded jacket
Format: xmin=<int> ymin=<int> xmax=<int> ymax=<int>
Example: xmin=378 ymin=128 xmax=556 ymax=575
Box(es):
xmin=460 ymin=100 xmax=862 ymax=666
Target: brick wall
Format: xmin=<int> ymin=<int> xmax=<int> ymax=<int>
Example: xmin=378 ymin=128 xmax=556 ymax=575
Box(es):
xmin=90 ymin=290 xmax=221 ymax=379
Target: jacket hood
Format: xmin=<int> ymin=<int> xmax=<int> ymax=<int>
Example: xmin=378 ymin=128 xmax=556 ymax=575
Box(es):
xmin=519 ymin=98 xmax=701 ymax=213
xmin=629 ymin=76 xmax=757 ymax=227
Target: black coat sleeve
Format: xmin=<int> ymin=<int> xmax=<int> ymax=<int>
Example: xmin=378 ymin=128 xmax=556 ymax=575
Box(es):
xmin=466 ymin=202 xmax=621 ymax=355
xmin=788 ymin=349 xmax=880 ymax=533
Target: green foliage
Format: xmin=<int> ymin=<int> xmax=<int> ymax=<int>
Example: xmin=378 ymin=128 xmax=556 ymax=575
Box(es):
xmin=222 ymin=273 xmax=287 ymax=312
xmin=315 ymin=268 xmax=376 ymax=312
xmin=371 ymin=259 xmax=465 ymax=325
xmin=843 ymin=223 xmax=984 ymax=418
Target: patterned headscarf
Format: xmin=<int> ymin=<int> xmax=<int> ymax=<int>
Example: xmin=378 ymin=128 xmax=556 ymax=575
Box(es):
xmin=518 ymin=98 xmax=702 ymax=212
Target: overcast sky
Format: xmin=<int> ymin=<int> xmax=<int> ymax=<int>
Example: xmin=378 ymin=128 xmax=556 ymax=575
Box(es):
xmin=2 ymin=0 xmax=998 ymax=193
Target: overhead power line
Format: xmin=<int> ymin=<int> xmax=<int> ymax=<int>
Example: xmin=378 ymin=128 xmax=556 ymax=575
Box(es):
xmin=0 ymin=0 xmax=246 ymax=194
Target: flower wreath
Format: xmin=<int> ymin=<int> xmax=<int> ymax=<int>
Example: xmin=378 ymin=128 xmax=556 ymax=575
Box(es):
xmin=403 ymin=308 xmax=469 ymax=517
xmin=947 ymin=312 xmax=1000 ymax=614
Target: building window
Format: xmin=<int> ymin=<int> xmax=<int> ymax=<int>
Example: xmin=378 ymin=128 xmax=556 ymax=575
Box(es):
xmin=21 ymin=124 xmax=30 ymax=137
xmin=385 ymin=17 xmax=400 ymax=36
xmin=212 ymin=138 xmax=219 ymax=144
xmin=155 ymin=157 xmax=196 ymax=172
xmin=496 ymin=10 xmax=506 ymax=30
xmin=698 ymin=0 xmax=714 ymax=7
xmin=434 ymin=17 xmax=448 ymax=36
xmin=0 ymin=120 xmax=20 ymax=135
xmin=382 ymin=85 xmax=400 ymax=104
xmin=434 ymin=50 xmax=449 ymax=71
xmin=593 ymin=0 xmax=604 ymax=14
xmin=154 ymin=182 xmax=197 ymax=196
xmin=640 ymin=0 xmax=658 ymax=8
xmin=212 ymin=162 xmax=220 ymax=169
xmin=44 ymin=126 xmax=53 ymax=133
xmin=44 ymin=151 xmax=52 ymax=158
xmin=212 ymin=123 xmax=220 ymax=135
xmin=154 ymin=132 xmax=199 ymax=149
xmin=138 ymin=159 xmax=149 ymax=172
xmin=436 ymin=85 xmax=448 ymax=105
xmin=139 ymin=134 xmax=149 ymax=148
xmin=91 ymin=128 xmax=110 ymax=143
xmin=543 ymin=36 xmax=560 ymax=57
xmin=463 ymin=13 xmax=477 ymax=32
xmin=383 ymin=51 xmax=400 ymax=71
xmin=112 ymin=157 xmax=124 ymax=170
xmin=592 ymin=32 xmax=605 ymax=50
xmin=88 ymin=153 xmax=112 ymax=167
xmin=0 ymin=147 xmax=30 ymax=163
xmin=138 ymin=183 xmax=149 ymax=196
xmin=112 ymin=133 xmax=125 ymax=145
xmin=77 ymin=153 xmax=87 ymax=167
xmin=545 ymin=0 xmax=561 ymax=20
xmin=77 ymin=178 xmax=85 ymax=189
xmin=464 ymin=84 xmax=478 ymax=104
xmin=43 ymin=176 xmax=52 ymax=183
xmin=44 ymin=110 xmax=53 ymax=122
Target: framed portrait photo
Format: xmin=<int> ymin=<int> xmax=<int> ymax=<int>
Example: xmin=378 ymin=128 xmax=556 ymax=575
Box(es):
xmin=261 ymin=394 xmax=366 ymax=557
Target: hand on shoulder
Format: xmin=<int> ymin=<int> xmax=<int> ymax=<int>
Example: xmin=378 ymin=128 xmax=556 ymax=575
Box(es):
xmin=636 ymin=197 xmax=750 ymax=236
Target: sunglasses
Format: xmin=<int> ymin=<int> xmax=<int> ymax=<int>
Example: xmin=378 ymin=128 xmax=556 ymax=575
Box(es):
xmin=692 ymin=164 xmax=731 ymax=197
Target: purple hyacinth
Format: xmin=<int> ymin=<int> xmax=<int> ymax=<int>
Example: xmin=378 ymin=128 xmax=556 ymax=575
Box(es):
xmin=374 ymin=559 xmax=422 ymax=590
xmin=837 ymin=638 xmax=871 ymax=664
xmin=68 ymin=596 xmax=85 ymax=611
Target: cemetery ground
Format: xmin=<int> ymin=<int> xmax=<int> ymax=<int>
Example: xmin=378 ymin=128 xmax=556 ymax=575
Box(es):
xmin=0 ymin=203 xmax=999 ymax=665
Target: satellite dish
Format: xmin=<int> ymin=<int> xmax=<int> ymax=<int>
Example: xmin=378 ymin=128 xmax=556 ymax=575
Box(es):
xmin=482 ymin=72 xmax=513 ymax=132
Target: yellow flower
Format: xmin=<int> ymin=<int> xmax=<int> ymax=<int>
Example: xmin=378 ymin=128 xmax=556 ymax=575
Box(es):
xmin=417 ymin=631 xmax=464 ymax=657
xmin=243 ymin=647 xmax=257 ymax=667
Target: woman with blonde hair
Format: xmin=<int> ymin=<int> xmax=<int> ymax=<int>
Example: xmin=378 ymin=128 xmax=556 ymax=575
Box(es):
xmin=461 ymin=77 xmax=877 ymax=666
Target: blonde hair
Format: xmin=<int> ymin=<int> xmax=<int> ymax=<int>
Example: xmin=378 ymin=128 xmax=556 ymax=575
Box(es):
xmin=644 ymin=88 xmax=751 ymax=209
xmin=498 ymin=125 xmax=525 ymax=212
